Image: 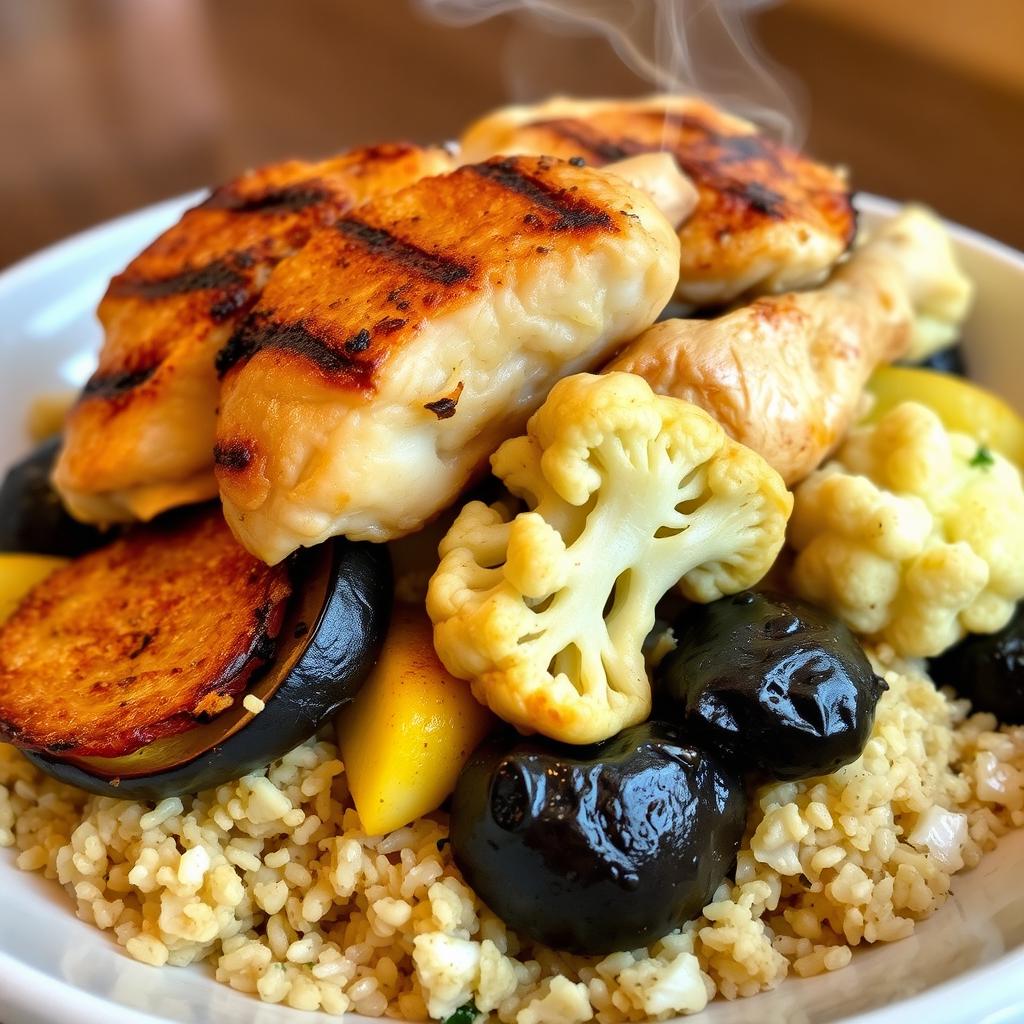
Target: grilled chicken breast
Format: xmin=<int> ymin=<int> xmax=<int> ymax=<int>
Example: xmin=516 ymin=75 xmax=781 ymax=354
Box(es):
xmin=54 ymin=143 xmax=453 ymax=525
xmin=607 ymin=207 xmax=973 ymax=485
xmin=214 ymin=155 xmax=680 ymax=563
xmin=460 ymin=95 xmax=855 ymax=306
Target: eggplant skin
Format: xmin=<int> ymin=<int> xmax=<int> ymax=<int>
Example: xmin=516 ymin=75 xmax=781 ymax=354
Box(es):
xmin=0 ymin=438 xmax=109 ymax=557
xmin=25 ymin=538 xmax=392 ymax=800
xmin=912 ymin=343 xmax=967 ymax=377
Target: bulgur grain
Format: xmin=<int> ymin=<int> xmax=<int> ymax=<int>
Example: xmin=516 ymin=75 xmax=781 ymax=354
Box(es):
xmin=2 ymin=651 xmax=1024 ymax=1020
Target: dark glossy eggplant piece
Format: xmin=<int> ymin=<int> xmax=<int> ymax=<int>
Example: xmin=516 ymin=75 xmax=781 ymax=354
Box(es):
xmin=450 ymin=721 xmax=747 ymax=955
xmin=911 ymin=343 xmax=968 ymax=377
xmin=656 ymin=592 xmax=887 ymax=781
xmin=930 ymin=602 xmax=1024 ymax=722
xmin=0 ymin=438 xmax=108 ymax=556
xmin=26 ymin=538 xmax=391 ymax=799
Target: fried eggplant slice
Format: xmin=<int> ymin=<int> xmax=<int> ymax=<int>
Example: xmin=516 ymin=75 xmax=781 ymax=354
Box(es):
xmin=460 ymin=95 xmax=855 ymax=306
xmin=54 ymin=143 xmax=453 ymax=526
xmin=0 ymin=507 xmax=292 ymax=757
xmin=213 ymin=154 xmax=680 ymax=562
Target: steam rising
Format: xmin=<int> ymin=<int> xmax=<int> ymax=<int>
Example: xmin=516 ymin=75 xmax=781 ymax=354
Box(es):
xmin=415 ymin=0 xmax=805 ymax=144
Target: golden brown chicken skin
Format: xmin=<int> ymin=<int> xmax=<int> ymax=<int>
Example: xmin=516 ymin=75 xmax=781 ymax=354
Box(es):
xmin=607 ymin=207 xmax=973 ymax=485
xmin=214 ymin=154 xmax=680 ymax=563
xmin=54 ymin=143 xmax=453 ymax=524
xmin=460 ymin=95 xmax=856 ymax=306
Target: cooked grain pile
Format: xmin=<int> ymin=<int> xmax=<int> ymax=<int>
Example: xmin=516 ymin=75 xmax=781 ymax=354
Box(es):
xmin=2 ymin=651 xmax=1023 ymax=1021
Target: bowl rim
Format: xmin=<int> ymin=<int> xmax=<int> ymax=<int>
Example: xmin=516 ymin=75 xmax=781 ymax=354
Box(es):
xmin=1 ymin=190 xmax=1023 ymax=1024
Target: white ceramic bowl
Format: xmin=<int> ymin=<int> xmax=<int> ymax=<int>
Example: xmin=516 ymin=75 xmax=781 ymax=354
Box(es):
xmin=1 ymin=195 xmax=1024 ymax=1024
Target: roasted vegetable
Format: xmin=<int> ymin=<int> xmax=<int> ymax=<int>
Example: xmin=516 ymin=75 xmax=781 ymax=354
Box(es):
xmin=450 ymin=721 xmax=747 ymax=955
xmin=337 ymin=604 xmax=495 ymax=835
xmin=657 ymin=592 xmax=887 ymax=780
xmin=0 ymin=508 xmax=293 ymax=755
xmin=428 ymin=371 xmax=792 ymax=745
xmin=0 ymin=553 xmax=69 ymax=624
xmin=930 ymin=601 xmax=1024 ymax=723
xmin=792 ymin=401 xmax=1024 ymax=657
xmin=865 ymin=366 xmax=1024 ymax=466
xmin=0 ymin=438 xmax=108 ymax=556
xmin=913 ymin=343 xmax=967 ymax=377
xmin=3 ymin=509 xmax=391 ymax=799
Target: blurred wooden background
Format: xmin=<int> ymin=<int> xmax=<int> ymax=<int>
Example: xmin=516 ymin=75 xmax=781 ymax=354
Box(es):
xmin=1 ymin=0 xmax=1022 ymax=269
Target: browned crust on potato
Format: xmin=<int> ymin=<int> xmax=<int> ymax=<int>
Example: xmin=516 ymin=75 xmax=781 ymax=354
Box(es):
xmin=0 ymin=507 xmax=292 ymax=756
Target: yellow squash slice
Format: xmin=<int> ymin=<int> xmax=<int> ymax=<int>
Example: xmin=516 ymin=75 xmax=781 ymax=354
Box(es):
xmin=866 ymin=367 xmax=1024 ymax=466
xmin=0 ymin=553 xmax=69 ymax=624
xmin=337 ymin=604 xmax=495 ymax=835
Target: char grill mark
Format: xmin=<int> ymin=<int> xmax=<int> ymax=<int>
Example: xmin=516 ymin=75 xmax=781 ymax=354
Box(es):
xmin=81 ymin=365 xmax=159 ymax=401
xmin=106 ymin=258 xmax=250 ymax=302
xmin=424 ymin=381 xmax=464 ymax=420
xmin=723 ymin=181 xmax=787 ymax=218
xmin=618 ymin=108 xmax=789 ymax=171
xmin=652 ymin=112 xmax=791 ymax=219
xmin=532 ymin=118 xmax=642 ymax=164
xmin=469 ymin=159 xmax=616 ymax=231
xmin=200 ymin=182 xmax=334 ymax=214
xmin=88 ymin=260 xmax=255 ymax=401
xmin=535 ymin=112 xmax=795 ymax=222
xmin=216 ymin=315 xmax=376 ymax=387
xmin=212 ymin=441 xmax=253 ymax=472
xmin=335 ymin=218 xmax=473 ymax=285
xmin=642 ymin=110 xmax=785 ymax=167
xmin=356 ymin=141 xmax=419 ymax=162
xmin=374 ymin=316 xmax=407 ymax=335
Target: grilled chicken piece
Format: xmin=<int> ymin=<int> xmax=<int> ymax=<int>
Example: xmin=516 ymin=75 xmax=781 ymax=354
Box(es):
xmin=54 ymin=143 xmax=453 ymax=525
xmin=599 ymin=153 xmax=697 ymax=229
xmin=214 ymin=155 xmax=681 ymax=563
xmin=607 ymin=206 xmax=973 ymax=485
xmin=460 ymin=95 xmax=855 ymax=307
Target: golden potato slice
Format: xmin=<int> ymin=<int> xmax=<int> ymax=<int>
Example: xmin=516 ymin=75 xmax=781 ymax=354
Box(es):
xmin=0 ymin=508 xmax=291 ymax=756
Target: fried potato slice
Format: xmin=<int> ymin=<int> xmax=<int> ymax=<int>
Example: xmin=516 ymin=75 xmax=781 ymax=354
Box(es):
xmin=0 ymin=508 xmax=291 ymax=756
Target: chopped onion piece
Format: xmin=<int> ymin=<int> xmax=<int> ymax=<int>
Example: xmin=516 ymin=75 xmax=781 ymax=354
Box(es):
xmin=907 ymin=805 xmax=968 ymax=872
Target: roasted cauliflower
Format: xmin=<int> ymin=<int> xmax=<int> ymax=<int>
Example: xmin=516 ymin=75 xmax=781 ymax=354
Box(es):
xmin=790 ymin=401 xmax=1024 ymax=658
xmin=426 ymin=372 xmax=793 ymax=744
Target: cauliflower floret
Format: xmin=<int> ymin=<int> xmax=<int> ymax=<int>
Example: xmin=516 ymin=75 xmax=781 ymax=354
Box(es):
xmin=427 ymin=372 xmax=792 ymax=744
xmin=516 ymin=976 xmax=593 ymax=1024
xmin=790 ymin=400 xmax=1024 ymax=657
xmin=413 ymin=933 xmax=482 ymax=1021
xmin=886 ymin=205 xmax=974 ymax=361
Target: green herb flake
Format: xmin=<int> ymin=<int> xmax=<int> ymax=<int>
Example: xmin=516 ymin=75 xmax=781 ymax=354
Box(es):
xmin=444 ymin=1002 xmax=478 ymax=1024
xmin=970 ymin=445 xmax=995 ymax=468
